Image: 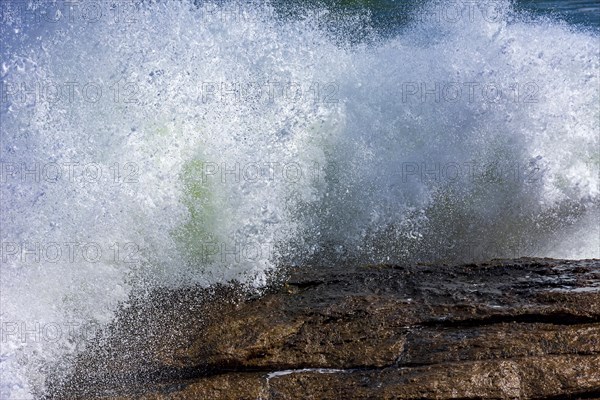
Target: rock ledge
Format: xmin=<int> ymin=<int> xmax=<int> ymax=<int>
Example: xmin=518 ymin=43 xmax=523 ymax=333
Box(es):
xmin=51 ymin=258 xmax=600 ymax=399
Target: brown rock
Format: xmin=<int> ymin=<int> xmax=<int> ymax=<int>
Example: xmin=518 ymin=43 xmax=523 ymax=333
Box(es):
xmin=48 ymin=258 xmax=600 ymax=399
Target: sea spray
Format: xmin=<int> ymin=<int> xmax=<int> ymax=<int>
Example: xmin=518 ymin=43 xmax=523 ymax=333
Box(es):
xmin=0 ymin=0 xmax=598 ymax=397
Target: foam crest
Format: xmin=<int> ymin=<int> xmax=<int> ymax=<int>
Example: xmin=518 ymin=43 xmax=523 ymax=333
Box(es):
xmin=0 ymin=1 xmax=598 ymax=397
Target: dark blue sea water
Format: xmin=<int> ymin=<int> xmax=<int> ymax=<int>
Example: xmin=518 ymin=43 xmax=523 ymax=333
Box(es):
xmin=369 ymin=0 xmax=600 ymax=27
xmin=516 ymin=0 xmax=600 ymax=27
xmin=359 ymin=0 xmax=598 ymax=29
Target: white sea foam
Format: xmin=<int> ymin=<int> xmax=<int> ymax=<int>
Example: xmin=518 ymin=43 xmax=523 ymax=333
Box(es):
xmin=0 ymin=0 xmax=598 ymax=397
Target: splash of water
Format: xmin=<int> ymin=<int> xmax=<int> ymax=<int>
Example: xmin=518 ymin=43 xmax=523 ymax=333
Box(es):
xmin=0 ymin=0 xmax=598 ymax=397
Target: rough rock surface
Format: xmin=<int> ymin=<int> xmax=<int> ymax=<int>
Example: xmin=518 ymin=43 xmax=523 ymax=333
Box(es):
xmin=49 ymin=258 xmax=600 ymax=399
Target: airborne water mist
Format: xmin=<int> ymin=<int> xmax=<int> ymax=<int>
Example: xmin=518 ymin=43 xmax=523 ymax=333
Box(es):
xmin=0 ymin=0 xmax=598 ymax=398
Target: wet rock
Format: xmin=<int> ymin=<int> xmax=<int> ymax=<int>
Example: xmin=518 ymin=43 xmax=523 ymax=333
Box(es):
xmin=50 ymin=258 xmax=600 ymax=399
